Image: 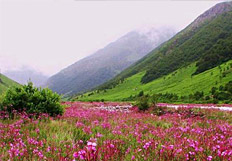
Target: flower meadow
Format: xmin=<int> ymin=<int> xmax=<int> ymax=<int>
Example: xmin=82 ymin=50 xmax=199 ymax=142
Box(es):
xmin=0 ymin=102 xmax=232 ymax=161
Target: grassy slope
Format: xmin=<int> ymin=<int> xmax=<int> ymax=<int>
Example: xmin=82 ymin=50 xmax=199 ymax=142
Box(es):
xmin=79 ymin=60 xmax=232 ymax=101
xmin=97 ymin=3 xmax=232 ymax=90
xmin=0 ymin=74 xmax=20 ymax=94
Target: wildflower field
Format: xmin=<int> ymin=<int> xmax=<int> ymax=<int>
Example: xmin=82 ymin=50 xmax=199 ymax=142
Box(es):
xmin=0 ymin=102 xmax=232 ymax=161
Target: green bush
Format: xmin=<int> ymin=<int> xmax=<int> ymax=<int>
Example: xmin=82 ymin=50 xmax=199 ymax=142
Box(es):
xmin=2 ymin=82 xmax=63 ymax=116
xmin=151 ymin=94 xmax=158 ymax=106
xmin=136 ymin=96 xmax=149 ymax=111
xmin=0 ymin=94 xmax=4 ymax=109
xmin=138 ymin=91 xmax=144 ymax=97
xmin=0 ymin=94 xmax=4 ymax=103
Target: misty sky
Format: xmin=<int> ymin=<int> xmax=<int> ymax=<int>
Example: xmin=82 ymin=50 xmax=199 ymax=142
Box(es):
xmin=0 ymin=0 xmax=224 ymax=76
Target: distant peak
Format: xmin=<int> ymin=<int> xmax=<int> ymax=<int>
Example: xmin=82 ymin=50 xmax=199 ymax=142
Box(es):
xmin=135 ymin=25 xmax=175 ymax=35
xmin=133 ymin=26 xmax=176 ymax=47
xmin=191 ymin=1 xmax=232 ymax=28
xmin=200 ymin=1 xmax=232 ymax=18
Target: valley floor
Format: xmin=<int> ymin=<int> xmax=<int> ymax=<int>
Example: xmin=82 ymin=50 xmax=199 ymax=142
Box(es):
xmin=0 ymin=102 xmax=232 ymax=160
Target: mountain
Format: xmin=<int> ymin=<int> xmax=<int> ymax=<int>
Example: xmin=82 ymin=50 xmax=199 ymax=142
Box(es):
xmin=4 ymin=67 xmax=48 ymax=87
xmin=0 ymin=73 xmax=20 ymax=94
xmin=79 ymin=1 xmax=232 ymax=102
xmin=46 ymin=27 xmax=176 ymax=95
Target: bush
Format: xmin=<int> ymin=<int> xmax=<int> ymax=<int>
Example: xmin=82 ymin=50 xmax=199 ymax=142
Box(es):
xmin=193 ymin=91 xmax=204 ymax=101
xmin=151 ymin=94 xmax=158 ymax=106
xmin=0 ymin=94 xmax=3 ymax=110
xmin=136 ymin=96 xmax=149 ymax=111
xmin=138 ymin=91 xmax=144 ymax=97
xmin=0 ymin=94 xmax=4 ymax=104
xmin=2 ymin=82 xmax=63 ymax=116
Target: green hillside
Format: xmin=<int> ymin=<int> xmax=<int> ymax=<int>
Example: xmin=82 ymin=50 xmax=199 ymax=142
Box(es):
xmin=0 ymin=74 xmax=20 ymax=94
xmin=78 ymin=60 xmax=232 ymax=102
xmin=96 ymin=2 xmax=232 ymax=90
xmin=75 ymin=2 xmax=232 ymax=103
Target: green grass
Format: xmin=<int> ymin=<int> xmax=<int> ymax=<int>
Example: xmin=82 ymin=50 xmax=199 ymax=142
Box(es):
xmin=79 ymin=60 xmax=232 ymax=101
xmin=97 ymin=9 xmax=232 ymax=90
xmin=0 ymin=74 xmax=20 ymax=94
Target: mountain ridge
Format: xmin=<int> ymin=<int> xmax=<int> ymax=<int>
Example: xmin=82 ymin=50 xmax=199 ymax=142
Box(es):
xmin=96 ymin=1 xmax=232 ymax=90
xmin=46 ymin=27 xmax=176 ymax=95
xmin=78 ymin=1 xmax=232 ymax=102
xmin=0 ymin=73 xmax=20 ymax=94
xmin=4 ymin=68 xmax=48 ymax=87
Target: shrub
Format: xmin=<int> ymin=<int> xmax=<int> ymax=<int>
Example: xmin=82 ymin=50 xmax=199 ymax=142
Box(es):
xmin=0 ymin=94 xmax=4 ymax=103
xmin=0 ymin=94 xmax=3 ymax=109
xmin=205 ymin=95 xmax=210 ymax=100
xmin=138 ymin=91 xmax=144 ymax=97
xmin=136 ymin=96 xmax=149 ymax=111
xmin=2 ymin=82 xmax=63 ymax=116
xmin=193 ymin=91 xmax=204 ymax=100
xmin=151 ymin=94 xmax=158 ymax=106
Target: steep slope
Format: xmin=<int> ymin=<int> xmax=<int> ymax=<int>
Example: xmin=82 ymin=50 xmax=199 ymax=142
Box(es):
xmin=97 ymin=1 xmax=232 ymax=90
xmin=79 ymin=60 xmax=232 ymax=101
xmin=4 ymin=68 xmax=48 ymax=87
xmin=0 ymin=74 xmax=20 ymax=94
xmin=78 ymin=1 xmax=232 ymax=102
xmin=46 ymin=27 xmax=175 ymax=95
